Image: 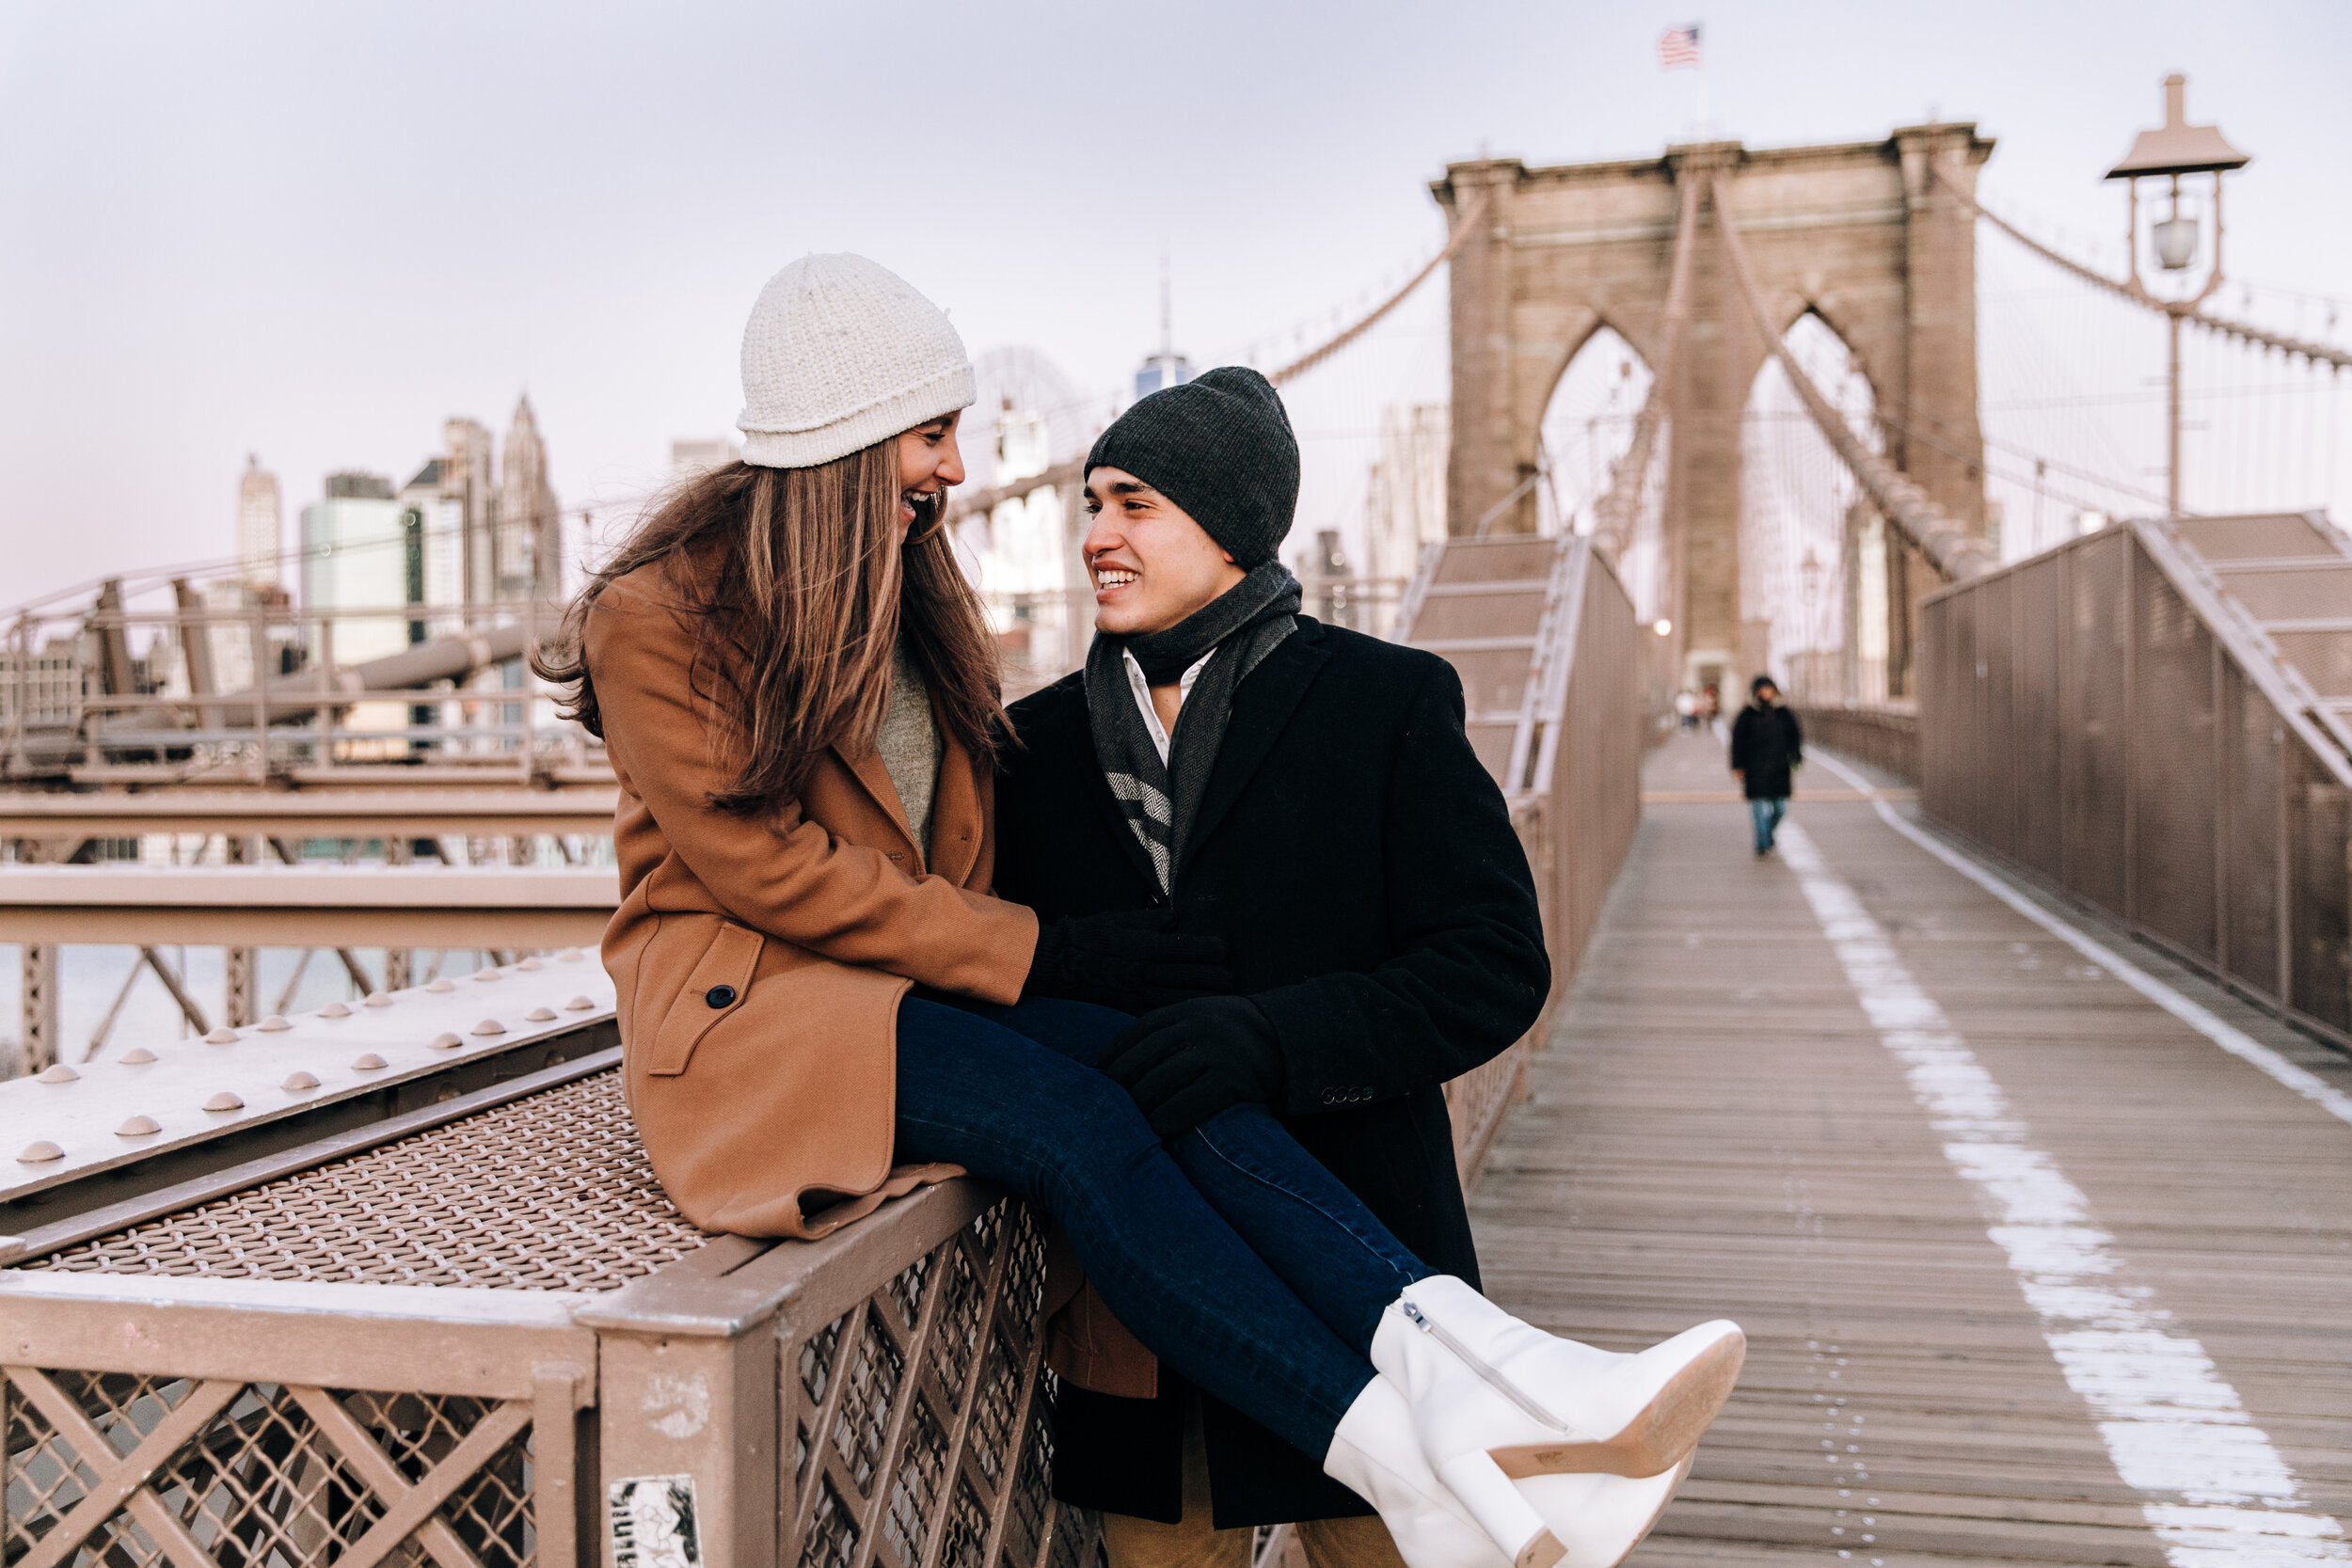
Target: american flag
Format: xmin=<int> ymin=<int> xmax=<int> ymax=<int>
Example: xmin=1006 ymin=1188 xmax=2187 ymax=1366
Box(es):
xmin=1658 ymin=24 xmax=1702 ymax=69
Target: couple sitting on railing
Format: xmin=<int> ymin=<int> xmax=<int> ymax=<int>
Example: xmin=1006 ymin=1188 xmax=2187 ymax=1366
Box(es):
xmin=533 ymin=256 xmax=1743 ymax=1568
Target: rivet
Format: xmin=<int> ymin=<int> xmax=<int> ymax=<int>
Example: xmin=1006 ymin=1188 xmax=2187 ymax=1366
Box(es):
xmin=564 ymin=995 xmax=596 ymax=1010
xmin=119 ymin=1048 xmax=158 ymax=1065
xmin=362 ymin=991 xmax=394 ymax=1007
xmin=282 ymin=1070 xmax=321 ymax=1091
xmin=16 ymin=1140 xmax=64 ymax=1164
xmin=256 ymin=1015 xmax=291 ymax=1032
xmin=116 ymin=1115 xmax=160 ymax=1137
xmin=435 ymin=1085 xmax=462 ymax=1102
xmin=426 ymin=979 xmax=456 ymax=993
xmin=36 ymin=1064 xmax=78 ymax=1084
xmin=430 ymin=1032 xmax=464 ymax=1051
xmin=319 ymin=1002 xmax=351 ymax=1019
xmin=471 ymin=969 xmax=501 ymax=983
xmin=525 ymin=1006 xmax=557 ymax=1022
xmin=203 ymin=1091 xmax=244 ymax=1113
xmin=557 ymin=947 xmax=584 ymax=961
xmin=203 ymin=1026 xmax=239 ymax=1044
xmin=352 ymin=1053 xmax=389 ymax=1070
xmin=516 ymin=957 xmax=545 ymax=972
xmin=469 ymin=1018 xmax=507 ymax=1037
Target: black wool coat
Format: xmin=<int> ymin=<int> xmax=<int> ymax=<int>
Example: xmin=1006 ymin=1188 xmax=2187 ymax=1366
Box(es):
xmin=1729 ymin=701 xmax=1804 ymax=800
xmin=995 ymin=616 xmax=1550 ymax=1528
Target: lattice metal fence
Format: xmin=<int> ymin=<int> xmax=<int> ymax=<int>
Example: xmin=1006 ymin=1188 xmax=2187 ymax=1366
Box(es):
xmin=779 ymin=1202 xmax=1094 ymax=1568
xmin=1919 ymin=514 xmax=2352 ymax=1048
xmin=2 ymin=1369 xmax=544 ymax=1568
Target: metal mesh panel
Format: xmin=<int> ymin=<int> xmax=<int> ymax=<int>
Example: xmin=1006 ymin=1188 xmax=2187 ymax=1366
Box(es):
xmin=2217 ymin=563 xmax=2352 ymax=620
xmin=1979 ymin=574 xmax=2018 ymax=859
xmin=2 ymin=1367 xmax=535 ymax=1568
xmin=2269 ymin=629 xmax=2352 ymax=698
xmin=1921 ymin=519 xmax=2352 ymax=1052
xmin=2063 ymin=533 xmax=2129 ymax=910
xmin=2220 ymin=657 xmax=2284 ymax=994
xmin=1917 ymin=596 xmax=1951 ymax=821
xmin=28 ymin=1069 xmax=710 ymax=1291
xmin=2010 ymin=556 xmax=2067 ymax=883
xmin=2172 ymin=514 xmax=2336 ymax=559
xmin=2132 ymin=567 xmax=2219 ymax=960
xmin=1431 ymin=540 xmax=1551 ymax=583
xmin=1442 ymin=648 xmax=1538 ymax=715
xmin=2288 ymin=733 xmax=2352 ymax=1033
xmin=1411 ymin=592 xmax=1546 ymax=641
xmin=779 ymin=1200 xmax=1095 ymax=1568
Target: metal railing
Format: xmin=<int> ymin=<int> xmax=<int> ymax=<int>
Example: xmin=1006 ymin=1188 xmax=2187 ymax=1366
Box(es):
xmin=1796 ymin=704 xmax=1920 ymax=784
xmin=1 ymin=960 xmax=1105 ymax=1568
xmin=1918 ymin=512 xmax=2352 ymax=1050
xmin=1393 ymin=534 xmax=1644 ymax=1177
xmin=0 ymin=542 xmax=1639 ymax=1568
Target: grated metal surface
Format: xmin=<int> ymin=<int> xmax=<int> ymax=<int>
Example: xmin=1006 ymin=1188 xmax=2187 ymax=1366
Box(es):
xmin=3 ymin=1366 xmax=536 ymax=1568
xmin=24 ymin=1069 xmax=711 ymax=1290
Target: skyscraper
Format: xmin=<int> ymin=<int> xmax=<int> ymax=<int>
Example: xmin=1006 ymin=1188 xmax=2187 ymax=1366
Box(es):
xmin=499 ymin=394 xmax=561 ymax=599
xmin=237 ymin=455 xmax=282 ymax=588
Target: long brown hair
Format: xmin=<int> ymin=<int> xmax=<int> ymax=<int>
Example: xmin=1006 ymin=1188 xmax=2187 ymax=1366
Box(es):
xmin=532 ymin=438 xmax=1008 ymax=814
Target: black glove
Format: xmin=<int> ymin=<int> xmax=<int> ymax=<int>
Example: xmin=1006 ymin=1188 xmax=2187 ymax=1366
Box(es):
xmin=1023 ymin=908 xmax=1230 ymax=1013
xmin=1099 ymin=995 xmax=1284 ymax=1139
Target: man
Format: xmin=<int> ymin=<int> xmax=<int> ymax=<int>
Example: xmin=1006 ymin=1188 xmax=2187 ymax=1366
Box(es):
xmin=993 ymin=367 xmax=1550 ymax=1568
xmin=1728 ymin=674 xmax=1804 ymax=855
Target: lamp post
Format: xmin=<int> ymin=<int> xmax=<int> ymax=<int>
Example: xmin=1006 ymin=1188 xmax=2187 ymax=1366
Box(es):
xmin=2106 ymin=73 xmax=2250 ymax=517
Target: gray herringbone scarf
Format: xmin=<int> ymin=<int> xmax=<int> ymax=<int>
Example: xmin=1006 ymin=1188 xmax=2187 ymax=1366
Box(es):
xmin=1084 ymin=562 xmax=1301 ymax=894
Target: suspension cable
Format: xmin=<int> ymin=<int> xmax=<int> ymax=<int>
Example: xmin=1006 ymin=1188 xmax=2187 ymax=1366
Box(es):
xmin=1931 ymin=165 xmax=2352 ymax=372
xmin=1710 ymin=173 xmax=1994 ymax=583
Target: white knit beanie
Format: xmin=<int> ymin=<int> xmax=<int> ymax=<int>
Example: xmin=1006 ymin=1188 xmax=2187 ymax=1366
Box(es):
xmin=736 ymin=253 xmax=977 ymax=468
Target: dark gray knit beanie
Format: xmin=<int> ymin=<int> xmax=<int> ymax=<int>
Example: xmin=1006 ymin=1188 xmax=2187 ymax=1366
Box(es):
xmin=1085 ymin=366 xmax=1299 ymax=568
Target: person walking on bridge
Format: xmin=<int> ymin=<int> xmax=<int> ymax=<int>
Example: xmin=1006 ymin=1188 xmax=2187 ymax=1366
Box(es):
xmin=1729 ymin=675 xmax=1804 ymax=855
xmin=539 ymin=255 xmax=1742 ymax=1568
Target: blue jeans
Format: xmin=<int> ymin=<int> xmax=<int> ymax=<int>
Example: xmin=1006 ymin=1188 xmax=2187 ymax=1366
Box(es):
xmin=893 ymin=995 xmax=1432 ymax=1462
xmin=1750 ymin=797 xmax=1787 ymax=852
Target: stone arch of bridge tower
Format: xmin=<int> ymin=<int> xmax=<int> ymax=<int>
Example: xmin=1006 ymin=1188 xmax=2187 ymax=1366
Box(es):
xmin=1434 ymin=123 xmax=1992 ymax=696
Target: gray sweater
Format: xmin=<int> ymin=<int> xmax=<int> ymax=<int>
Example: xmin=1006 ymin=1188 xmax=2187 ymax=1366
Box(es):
xmin=876 ymin=640 xmax=940 ymax=855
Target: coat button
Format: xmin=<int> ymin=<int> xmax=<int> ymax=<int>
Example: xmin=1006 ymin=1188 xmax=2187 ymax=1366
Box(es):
xmin=706 ymin=985 xmax=738 ymax=1009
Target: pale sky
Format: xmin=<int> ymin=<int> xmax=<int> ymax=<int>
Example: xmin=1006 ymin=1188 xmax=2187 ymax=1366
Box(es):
xmin=5 ymin=0 xmax=2347 ymax=610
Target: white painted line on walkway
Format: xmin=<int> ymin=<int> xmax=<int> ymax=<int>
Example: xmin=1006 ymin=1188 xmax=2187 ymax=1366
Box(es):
xmin=1775 ymin=818 xmax=2348 ymax=1565
xmin=1807 ymin=748 xmax=2352 ymax=1132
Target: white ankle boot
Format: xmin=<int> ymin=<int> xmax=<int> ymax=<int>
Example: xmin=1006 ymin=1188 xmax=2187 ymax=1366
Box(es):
xmin=1369 ymin=1276 xmax=1742 ymax=1564
xmin=1519 ymin=1457 xmax=1694 ymax=1568
xmin=1323 ymin=1376 xmax=1555 ymax=1568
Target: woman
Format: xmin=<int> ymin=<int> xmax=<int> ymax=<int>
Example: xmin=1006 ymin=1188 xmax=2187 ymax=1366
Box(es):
xmin=536 ymin=253 xmax=1740 ymax=1568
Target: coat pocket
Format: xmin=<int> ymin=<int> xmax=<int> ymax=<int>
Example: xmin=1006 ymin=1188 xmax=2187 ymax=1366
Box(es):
xmin=645 ymin=922 xmax=766 ymax=1077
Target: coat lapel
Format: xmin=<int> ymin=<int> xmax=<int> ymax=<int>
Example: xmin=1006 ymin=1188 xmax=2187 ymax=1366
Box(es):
xmin=1052 ymin=691 xmax=1165 ymax=895
xmin=929 ymin=726 xmax=982 ymax=886
xmin=833 ymin=742 xmax=923 ymax=871
xmin=1180 ymin=626 xmax=1329 ymax=875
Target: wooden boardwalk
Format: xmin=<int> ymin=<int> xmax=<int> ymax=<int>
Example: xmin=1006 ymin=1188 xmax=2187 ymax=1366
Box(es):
xmin=1470 ymin=732 xmax=2352 ymax=1567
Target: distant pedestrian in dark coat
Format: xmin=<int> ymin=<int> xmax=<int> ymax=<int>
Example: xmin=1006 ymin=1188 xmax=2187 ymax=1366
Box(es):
xmin=1729 ymin=676 xmax=1803 ymax=855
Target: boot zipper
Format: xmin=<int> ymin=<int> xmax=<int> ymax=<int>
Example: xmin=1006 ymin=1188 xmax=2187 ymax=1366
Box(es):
xmin=1399 ymin=1298 xmax=1570 ymax=1433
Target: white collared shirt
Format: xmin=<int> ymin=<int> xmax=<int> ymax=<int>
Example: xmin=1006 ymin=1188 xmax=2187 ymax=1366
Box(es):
xmin=1121 ymin=647 xmax=1213 ymax=765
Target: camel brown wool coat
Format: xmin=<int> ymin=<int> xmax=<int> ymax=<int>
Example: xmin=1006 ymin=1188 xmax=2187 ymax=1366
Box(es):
xmin=586 ymin=560 xmax=1039 ymax=1239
